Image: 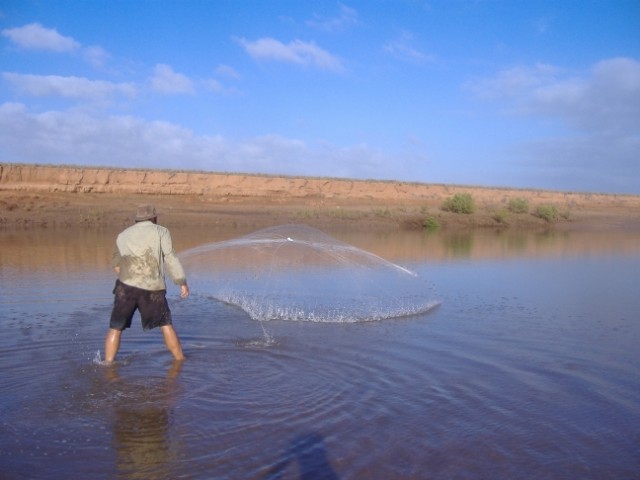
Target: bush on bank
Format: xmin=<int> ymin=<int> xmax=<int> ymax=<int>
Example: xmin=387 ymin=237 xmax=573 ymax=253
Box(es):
xmin=508 ymin=197 xmax=529 ymax=214
xmin=534 ymin=204 xmax=559 ymax=222
xmin=441 ymin=193 xmax=475 ymax=214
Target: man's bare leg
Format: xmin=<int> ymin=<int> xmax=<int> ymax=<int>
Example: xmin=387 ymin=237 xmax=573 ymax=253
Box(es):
xmin=161 ymin=325 xmax=185 ymax=361
xmin=105 ymin=328 xmax=122 ymax=363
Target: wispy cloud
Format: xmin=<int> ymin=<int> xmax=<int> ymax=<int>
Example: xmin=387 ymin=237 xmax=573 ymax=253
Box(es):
xmin=2 ymin=72 xmax=136 ymax=100
xmin=236 ymin=37 xmax=344 ymax=72
xmin=383 ymin=32 xmax=434 ymax=65
xmin=533 ymin=16 xmax=552 ymax=34
xmin=83 ymin=45 xmax=111 ymax=68
xmin=203 ymin=78 xmax=225 ymax=94
xmin=150 ymin=64 xmax=195 ymax=94
xmin=215 ymin=64 xmax=242 ymax=80
xmin=1 ymin=22 xmax=80 ymax=52
xmin=306 ymin=3 xmax=359 ymax=32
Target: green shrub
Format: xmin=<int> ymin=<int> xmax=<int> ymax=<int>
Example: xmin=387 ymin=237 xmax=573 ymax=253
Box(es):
xmin=534 ymin=204 xmax=559 ymax=222
xmin=507 ymin=197 xmax=529 ymax=214
xmin=441 ymin=193 xmax=475 ymax=214
xmin=423 ymin=216 xmax=440 ymax=231
xmin=493 ymin=209 xmax=510 ymax=224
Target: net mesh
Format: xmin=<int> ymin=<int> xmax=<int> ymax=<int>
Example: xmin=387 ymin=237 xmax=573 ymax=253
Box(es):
xmin=180 ymin=225 xmax=439 ymax=322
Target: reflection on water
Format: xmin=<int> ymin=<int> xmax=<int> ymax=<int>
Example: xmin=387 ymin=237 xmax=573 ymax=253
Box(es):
xmin=2 ymin=226 xmax=640 ymax=271
xmin=443 ymin=232 xmax=474 ymax=258
xmin=263 ymin=432 xmax=339 ymax=480
xmin=108 ymin=361 xmax=184 ymax=480
xmin=1 ymin=225 xmax=640 ymax=479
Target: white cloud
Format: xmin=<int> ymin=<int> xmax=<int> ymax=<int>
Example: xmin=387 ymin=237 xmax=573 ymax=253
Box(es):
xmin=531 ymin=57 xmax=640 ymax=134
xmin=467 ymin=57 xmax=640 ymax=193
xmin=2 ymin=73 xmax=136 ymax=100
xmin=1 ymin=22 xmax=80 ymax=52
xmin=236 ymin=37 xmax=345 ymax=72
xmin=0 ymin=102 xmax=414 ymax=180
xmin=467 ymin=58 xmax=640 ymax=135
xmin=0 ymin=103 xmax=221 ymax=168
xmin=2 ymin=22 xmax=113 ymax=70
xmin=307 ymin=3 xmax=359 ymax=32
xmin=150 ymin=64 xmax=195 ymax=94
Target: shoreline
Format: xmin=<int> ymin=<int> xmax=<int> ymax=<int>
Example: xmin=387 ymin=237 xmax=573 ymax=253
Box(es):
xmin=1 ymin=163 xmax=639 ymax=232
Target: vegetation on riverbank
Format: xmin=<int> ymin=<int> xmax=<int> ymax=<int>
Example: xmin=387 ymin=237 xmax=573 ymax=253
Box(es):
xmin=1 ymin=164 xmax=638 ymax=232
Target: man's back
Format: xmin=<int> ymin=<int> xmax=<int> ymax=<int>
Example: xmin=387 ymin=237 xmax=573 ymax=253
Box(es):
xmin=114 ymin=220 xmax=185 ymax=291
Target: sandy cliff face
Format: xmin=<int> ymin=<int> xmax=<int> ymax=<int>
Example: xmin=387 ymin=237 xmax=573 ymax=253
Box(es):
xmin=0 ymin=163 xmax=424 ymax=199
xmin=2 ymin=163 xmax=634 ymax=207
xmin=1 ymin=163 xmax=639 ymax=231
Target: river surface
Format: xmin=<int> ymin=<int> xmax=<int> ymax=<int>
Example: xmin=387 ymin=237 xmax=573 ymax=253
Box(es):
xmin=1 ymin=226 xmax=639 ymax=479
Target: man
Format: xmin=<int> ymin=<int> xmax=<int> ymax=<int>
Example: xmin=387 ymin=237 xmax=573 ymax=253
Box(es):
xmin=105 ymin=204 xmax=189 ymax=363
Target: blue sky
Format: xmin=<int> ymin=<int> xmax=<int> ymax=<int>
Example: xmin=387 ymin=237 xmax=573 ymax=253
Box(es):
xmin=1 ymin=1 xmax=639 ymax=194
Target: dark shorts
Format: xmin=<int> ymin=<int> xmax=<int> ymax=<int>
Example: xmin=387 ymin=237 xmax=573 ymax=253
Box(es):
xmin=110 ymin=280 xmax=173 ymax=331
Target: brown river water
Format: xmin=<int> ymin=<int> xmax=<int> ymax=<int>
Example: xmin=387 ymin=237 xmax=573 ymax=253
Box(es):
xmin=1 ymin=226 xmax=639 ymax=479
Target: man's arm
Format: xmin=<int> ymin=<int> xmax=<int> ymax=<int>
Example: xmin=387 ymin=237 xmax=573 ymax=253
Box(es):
xmin=111 ymin=250 xmax=121 ymax=275
xmin=159 ymin=227 xmax=189 ymax=289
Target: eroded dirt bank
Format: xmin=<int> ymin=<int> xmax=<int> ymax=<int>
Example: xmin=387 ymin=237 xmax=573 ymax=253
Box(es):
xmin=1 ymin=163 xmax=639 ymax=231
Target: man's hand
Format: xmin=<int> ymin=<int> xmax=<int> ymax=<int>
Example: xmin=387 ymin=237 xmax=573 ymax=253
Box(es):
xmin=180 ymin=284 xmax=190 ymax=298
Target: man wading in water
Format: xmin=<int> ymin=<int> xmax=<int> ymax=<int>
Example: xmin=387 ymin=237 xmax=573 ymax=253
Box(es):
xmin=105 ymin=204 xmax=190 ymax=363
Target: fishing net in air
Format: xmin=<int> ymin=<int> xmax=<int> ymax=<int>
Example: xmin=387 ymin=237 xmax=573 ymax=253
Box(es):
xmin=179 ymin=224 xmax=439 ymax=323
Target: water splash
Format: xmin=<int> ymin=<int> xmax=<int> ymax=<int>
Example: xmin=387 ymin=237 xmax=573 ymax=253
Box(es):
xmin=180 ymin=225 xmax=439 ymax=323
xmin=92 ymin=350 xmax=105 ymax=365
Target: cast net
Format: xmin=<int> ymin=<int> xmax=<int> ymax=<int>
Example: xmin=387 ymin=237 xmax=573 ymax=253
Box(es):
xmin=180 ymin=225 xmax=439 ymax=323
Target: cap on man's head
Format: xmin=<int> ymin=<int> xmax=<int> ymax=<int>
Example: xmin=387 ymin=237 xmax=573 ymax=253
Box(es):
xmin=135 ymin=204 xmax=157 ymax=221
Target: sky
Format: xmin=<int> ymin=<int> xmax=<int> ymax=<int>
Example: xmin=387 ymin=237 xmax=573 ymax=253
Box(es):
xmin=1 ymin=1 xmax=639 ymax=194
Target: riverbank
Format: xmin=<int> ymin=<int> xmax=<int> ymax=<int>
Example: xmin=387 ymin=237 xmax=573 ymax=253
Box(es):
xmin=1 ymin=163 xmax=639 ymax=231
